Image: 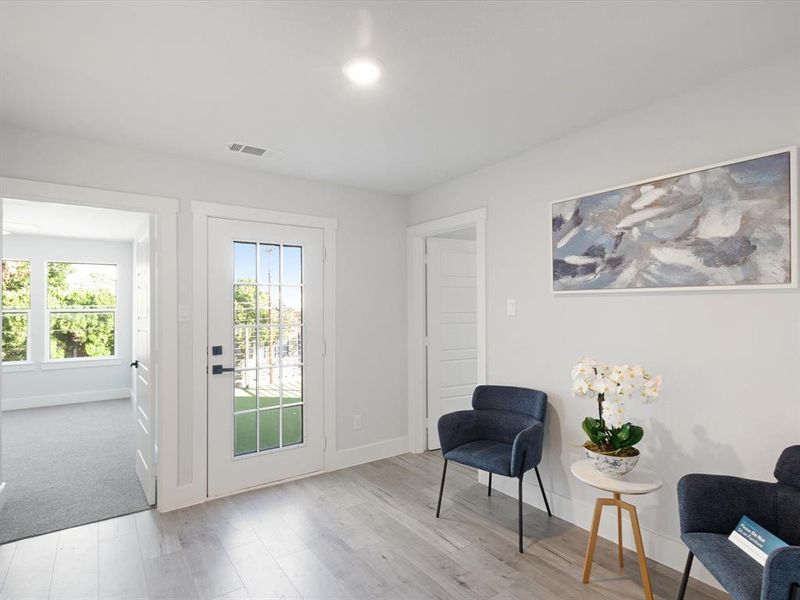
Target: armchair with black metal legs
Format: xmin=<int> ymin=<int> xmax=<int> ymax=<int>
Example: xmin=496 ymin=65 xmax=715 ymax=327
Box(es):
xmin=676 ymin=445 xmax=800 ymax=600
xmin=435 ymin=385 xmax=551 ymax=553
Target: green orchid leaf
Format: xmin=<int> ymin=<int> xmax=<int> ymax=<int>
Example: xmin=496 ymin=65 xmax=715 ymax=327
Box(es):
xmin=626 ymin=424 xmax=644 ymax=447
xmin=582 ymin=417 xmax=603 ymax=445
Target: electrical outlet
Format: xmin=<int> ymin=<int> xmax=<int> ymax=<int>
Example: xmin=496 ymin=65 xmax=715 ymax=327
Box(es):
xmin=506 ymin=298 xmax=517 ymax=316
xmin=353 ymin=415 xmax=362 ymax=430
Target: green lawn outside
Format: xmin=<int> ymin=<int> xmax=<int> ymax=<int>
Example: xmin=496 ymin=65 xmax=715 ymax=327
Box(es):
xmin=234 ymin=405 xmax=303 ymax=456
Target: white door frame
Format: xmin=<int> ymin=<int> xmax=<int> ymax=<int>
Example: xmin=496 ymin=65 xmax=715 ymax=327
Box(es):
xmin=191 ymin=201 xmax=337 ymax=497
xmin=407 ymin=208 xmax=487 ymax=454
xmin=0 ymin=176 xmax=179 ymax=508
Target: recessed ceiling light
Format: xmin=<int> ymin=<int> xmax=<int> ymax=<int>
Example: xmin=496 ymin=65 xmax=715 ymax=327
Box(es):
xmin=343 ymin=57 xmax=382 ymax=86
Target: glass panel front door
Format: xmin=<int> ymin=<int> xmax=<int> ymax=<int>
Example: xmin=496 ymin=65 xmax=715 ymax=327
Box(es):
xmin=233 ymin=242 xmax=304 ymax=457
xmin=207 ymin=217 xmax=324 ymax=497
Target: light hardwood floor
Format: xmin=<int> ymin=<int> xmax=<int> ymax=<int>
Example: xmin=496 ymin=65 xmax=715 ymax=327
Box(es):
xmin=0 ymin=452 xmax=726 ymax=600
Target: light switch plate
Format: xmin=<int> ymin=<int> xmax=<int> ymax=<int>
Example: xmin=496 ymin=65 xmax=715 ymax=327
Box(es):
xmin=506 ymin=298 xmax=517 ymax=316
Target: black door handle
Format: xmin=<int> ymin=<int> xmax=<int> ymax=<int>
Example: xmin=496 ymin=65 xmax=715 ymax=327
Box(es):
xmin=130 ymin=360 xmax=139 ymax=368
xmin=212 ymin=365 xmax=236 ymax=375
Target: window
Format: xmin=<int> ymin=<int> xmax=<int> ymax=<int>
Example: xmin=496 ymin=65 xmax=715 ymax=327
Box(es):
xmin=47 ymin=262 xmax=117 ymax=359
xmin=232 ymin=242 xmax=304 ymax=456
xmin=2 ymin=260 xmax=31 ymax=362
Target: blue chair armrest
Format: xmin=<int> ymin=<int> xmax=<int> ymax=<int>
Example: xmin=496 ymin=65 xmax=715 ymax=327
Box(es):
xmin=678 ymin=474 xmax=777 ymax=535
xmin=510 ymin=420 xmax=544 ymax=477
xmin=763 ymin=546 xmax=800 ymax=600
xmin=438 ymin=410 xmax=481 ymax=455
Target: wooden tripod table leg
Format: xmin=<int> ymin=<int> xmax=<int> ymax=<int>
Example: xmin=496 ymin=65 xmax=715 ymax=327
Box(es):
xmin=582 ymin=497 xmax=610 ymax=583
xmin=581 ymin=494 xmax=655 ymax=600
xmin=615 ymin=492 xmax=624 ymax=568
xmin=625 ymin=501 xmax=654 ymax=600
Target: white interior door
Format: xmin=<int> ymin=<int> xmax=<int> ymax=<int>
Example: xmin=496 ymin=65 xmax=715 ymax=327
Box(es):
xmin=132 ymin=217 xmax=156 ymax=505
xmin=207 ymin=217 xmax=324 ymax=497
xmin=426 ymin=237 xmax=478 ymax=450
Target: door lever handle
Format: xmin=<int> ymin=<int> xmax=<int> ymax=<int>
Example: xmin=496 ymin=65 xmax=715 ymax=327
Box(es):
xmin=212 ymin=365 xmax=236 ymax=375
xmin=130 ymin=360 xmax=139 ymax=368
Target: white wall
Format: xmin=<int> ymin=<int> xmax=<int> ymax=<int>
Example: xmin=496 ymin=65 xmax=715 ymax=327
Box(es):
xmin=2 ymin=234 xmax=133 ymax=410
xmin=0 ymin=127 xmax=408 ymax=508
xmin=408 ymin=53 xmax=800 ymax=585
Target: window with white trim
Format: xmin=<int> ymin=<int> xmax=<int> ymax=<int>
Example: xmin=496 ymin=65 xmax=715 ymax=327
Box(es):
xmin=2 ymin=259 xmax=31 ymax=362
xmin=47 ymin=262 xmax=118 ymax=359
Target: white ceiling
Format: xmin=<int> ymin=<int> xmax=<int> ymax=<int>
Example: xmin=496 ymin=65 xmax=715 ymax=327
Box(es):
xmin=1 ymin=1 xmax=799 ymax=195
xmin=3 ymin=199 xmax=149 ymax=241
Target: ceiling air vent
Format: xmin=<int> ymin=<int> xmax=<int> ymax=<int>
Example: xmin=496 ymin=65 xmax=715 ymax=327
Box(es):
xmin=227 ymin=142 xmax=282 ymax=160
xmin=240 ymin=145 xmax=266 ymax=156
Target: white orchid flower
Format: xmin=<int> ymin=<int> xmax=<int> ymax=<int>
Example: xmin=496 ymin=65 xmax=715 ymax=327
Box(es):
xmin=589 ymin=375 xmax=613 ymax=395
xmin=571 ymin=363 xmax=589 ymax=379
xmin=572 ymin=377 xmax=590 ymax=396
xmin=602 ymin=398 xmax=626 ymax=429
xmin=629 ymin=364 xmax=645 ymax=379
xmin=609 ymin=365 xmax=629 ymax=383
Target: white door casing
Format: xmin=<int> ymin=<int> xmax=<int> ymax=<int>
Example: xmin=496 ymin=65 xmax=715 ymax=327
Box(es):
xmin=207 ymin=217 xmax=324 ymax=497
xmin=132 ymin=217 xmax=157 ymax=504
xmin=425 ymin=237 xmax=478 ymax=450
xmin=0 ymin=198 xmax=5 ymax=512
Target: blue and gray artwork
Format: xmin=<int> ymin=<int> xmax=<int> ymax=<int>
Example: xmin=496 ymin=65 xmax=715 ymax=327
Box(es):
xmin=552 ymin=152 xmax=792 ymax=291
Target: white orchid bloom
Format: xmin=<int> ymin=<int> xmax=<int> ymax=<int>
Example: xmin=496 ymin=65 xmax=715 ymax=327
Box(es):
xmin=589 ymin=375 xmax=613 ymax=395
xmin=572 ymin=377 xmax=590 ymax=396
xmin=609 ymin=365 xmax=629 ymax=384
xmin=602 ymin=398 xmax=626 ymax=429
xmin=629 ymin=364 xmax=645 ymax=379
xmin=571 ymin=363 xmax=589 ymax=379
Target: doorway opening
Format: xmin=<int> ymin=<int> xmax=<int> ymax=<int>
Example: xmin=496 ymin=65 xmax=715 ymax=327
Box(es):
xmin=0 ymin=198 xmax=157 ymax=543
xmin=407 ymin=209 xmax=487 ymax=454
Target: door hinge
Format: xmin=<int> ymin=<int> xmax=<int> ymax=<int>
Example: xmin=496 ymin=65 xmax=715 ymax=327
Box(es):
xmin=423 ymin=336 xmax=429 ymax=346
xmin=322 ymin=340 xmax=327 ymax=356
xmin=323 ymin=436 xmax=327 ymax=450
xmin=322 ymin=246 xmax=327 ymax=262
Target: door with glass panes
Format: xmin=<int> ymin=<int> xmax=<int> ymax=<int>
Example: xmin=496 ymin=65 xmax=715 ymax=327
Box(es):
xmin=207 ymin=218 xmax=324 ymax=497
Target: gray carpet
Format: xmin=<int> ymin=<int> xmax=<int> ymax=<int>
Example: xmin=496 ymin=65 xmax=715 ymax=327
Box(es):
xmin=0 ymin=398 xmax=150 ymax=544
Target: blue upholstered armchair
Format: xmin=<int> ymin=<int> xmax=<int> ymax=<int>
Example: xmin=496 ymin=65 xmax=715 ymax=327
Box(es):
xmin=676 ymin=445 xmax=800 ymax=600
xmin=435 ymin=385 xmax=551 ymax=553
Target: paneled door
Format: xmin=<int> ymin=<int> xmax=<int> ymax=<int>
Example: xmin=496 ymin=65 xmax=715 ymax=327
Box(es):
xmin=207 ymin=218 xmax=324 ymax=497
xmin=425 ymin=237 xmax=478 ymax=450
xmin=132 ymin=218 xmax=156 ymax=504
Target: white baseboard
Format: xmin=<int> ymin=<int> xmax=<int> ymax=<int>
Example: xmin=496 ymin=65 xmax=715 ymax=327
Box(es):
xmin=2 ymin=388 xmax=131 ymax=411
xmin=158 ymin=436 xmax=410 ymax=513
xmin=329 ymin=436 xmax=409 ymax=471
xmin=478 ymin=471 xmax=722 ymax=591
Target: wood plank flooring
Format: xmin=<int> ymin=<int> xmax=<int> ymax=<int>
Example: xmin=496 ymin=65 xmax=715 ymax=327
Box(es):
xmin=0 ymin=452 xmax=726 ymax=600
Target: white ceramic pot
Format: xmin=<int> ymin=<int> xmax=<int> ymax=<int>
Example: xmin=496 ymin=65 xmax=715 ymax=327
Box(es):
xmin=585 ymin=447 xmax=639 ymax=478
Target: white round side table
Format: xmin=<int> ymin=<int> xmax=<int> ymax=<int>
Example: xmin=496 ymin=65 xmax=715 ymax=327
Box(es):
xmin=571 ymin=459 xmax=663 ymax=600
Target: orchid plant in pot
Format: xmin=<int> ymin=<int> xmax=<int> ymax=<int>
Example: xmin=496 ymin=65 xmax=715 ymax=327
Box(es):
xmin=572 ymin=358 xmax=662 ymax=477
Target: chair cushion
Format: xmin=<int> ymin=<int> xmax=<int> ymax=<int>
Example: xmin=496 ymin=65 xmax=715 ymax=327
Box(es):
xmin=444 ymin=440 xmax=513 ymax=476
xmin=682 ymin=532 xmax=763 ymax=600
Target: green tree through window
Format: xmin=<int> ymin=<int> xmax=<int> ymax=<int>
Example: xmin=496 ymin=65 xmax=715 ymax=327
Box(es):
xmin=48 ymin=262 xmax=117 ymax=359
xmin=2 ymin=260 xmax=31 ymax=362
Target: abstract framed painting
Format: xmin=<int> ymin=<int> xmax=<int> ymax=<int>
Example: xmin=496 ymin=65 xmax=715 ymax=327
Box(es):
xmin=551 ymin=147 xmax=797 ymax=293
